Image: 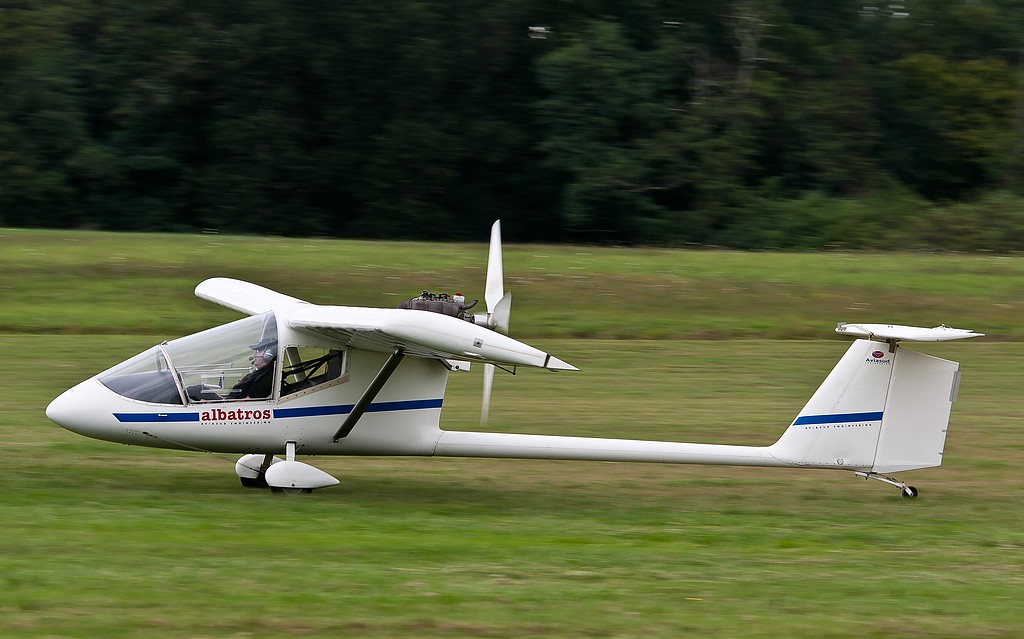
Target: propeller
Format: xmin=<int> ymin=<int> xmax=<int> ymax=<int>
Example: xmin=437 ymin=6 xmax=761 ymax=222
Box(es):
xmin=477 ymin=220 xmax=512 ymax=424
xmin=481 ymin=360 xmax=495 ymax=425
xmin=476 ymin=220 xmax=512 ymax=334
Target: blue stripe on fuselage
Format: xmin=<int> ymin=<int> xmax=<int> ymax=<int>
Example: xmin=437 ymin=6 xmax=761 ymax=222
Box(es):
xmin=113 ymin=412 xmax=200 ymax=423
xmin=113 ymin=399 xmax=444 ymax=423
xmin=792 ymin=411 xmax=883 ymax=426
xmin=274 ymin=398 xmax=443 ymax=419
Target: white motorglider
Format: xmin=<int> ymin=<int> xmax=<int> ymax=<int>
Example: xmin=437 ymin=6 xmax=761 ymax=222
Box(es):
xmin=46 ymin=222 xmax=983 ymax=497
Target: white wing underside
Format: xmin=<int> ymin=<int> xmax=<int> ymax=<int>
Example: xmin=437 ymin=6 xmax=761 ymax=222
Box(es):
xmin=194 ymin=278 xmax=576 ymax=371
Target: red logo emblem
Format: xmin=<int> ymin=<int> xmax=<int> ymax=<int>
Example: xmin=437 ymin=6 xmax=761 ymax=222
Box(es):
xmin=872 ymin=351 xmax=885 ymax=359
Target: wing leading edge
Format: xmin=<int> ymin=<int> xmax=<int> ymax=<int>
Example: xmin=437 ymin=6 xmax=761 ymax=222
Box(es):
xmin=289 ymin=305 xmax=577 ymax=371
xmin=194 ymin=278 xmax=575 ymax=371
xmin=195 ymin=278 xmax=309 ymax=315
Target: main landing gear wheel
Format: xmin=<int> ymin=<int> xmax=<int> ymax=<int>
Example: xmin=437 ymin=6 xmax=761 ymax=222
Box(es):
xmin=261 ymin=442 xmax=340 ymax=493
xmin=271 ymin=487 xmax=313 ymax=495
xmin=235 ymin=453 xmax=282 ymax=489
xmin=240 ymin=476 xmax=269 ymax=489
xmin=901 ymin=485 xmax=919 ymax=499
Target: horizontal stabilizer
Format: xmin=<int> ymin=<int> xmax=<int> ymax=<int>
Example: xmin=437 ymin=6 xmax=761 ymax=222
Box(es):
xmin=836 ymin=323 xmax=983 ymax=342
xmin=195 ymin=278 xmax=309 ymax=315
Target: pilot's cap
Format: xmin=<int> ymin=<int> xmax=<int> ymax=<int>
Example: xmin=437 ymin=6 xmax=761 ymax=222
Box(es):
xmin=250 ymin=337 xmax=278 ymax=351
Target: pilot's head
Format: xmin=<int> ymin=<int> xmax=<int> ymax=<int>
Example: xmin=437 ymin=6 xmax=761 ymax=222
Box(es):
xmin=249 ymin=337 xmax=277 ymax=369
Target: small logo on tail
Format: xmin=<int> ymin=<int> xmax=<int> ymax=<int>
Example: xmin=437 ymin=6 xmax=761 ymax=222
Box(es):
xmin=866 ymin=350 xmax=892 ymax=365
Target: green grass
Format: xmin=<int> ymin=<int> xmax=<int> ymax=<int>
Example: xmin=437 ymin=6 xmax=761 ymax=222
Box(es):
xmin=2 ymin=229 xmax=1023 ymax=637
xmin=2 ymin=227 xmax=1022 ymax=339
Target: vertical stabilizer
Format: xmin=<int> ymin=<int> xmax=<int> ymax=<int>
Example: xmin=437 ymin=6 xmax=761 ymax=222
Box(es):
xmin=769 ymin=338 xmax=963 ymax=474
xmin=769 ymin=339 xmax=894 ymax=469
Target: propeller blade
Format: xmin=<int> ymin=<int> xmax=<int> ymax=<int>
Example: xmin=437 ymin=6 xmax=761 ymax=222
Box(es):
xmin=481 ymin=221 xmax=506 ymax=424
xmin=484 ymin=220 xmax=504 ymax=313
xmin=481 ymin=363 xmax=494 ymax=425
xmin=492 ymin=291 xmax=512 ymax=335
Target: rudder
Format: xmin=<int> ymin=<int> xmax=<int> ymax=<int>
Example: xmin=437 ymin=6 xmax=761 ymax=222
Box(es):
xmin=872 ymin=348 xmax=959 ymax=473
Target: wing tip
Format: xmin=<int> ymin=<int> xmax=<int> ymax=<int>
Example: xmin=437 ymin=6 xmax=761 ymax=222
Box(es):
xmin=544 ymin=355 xmax=579 ymax=371
xmin=194 ymin=278 xmax=308 ymax=315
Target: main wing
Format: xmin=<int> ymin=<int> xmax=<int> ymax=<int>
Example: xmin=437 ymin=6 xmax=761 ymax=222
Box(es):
xmin=195 ymin=277 xmax=575 ymax=371
xmin=289 ymin=305 xmax=576 ymax=371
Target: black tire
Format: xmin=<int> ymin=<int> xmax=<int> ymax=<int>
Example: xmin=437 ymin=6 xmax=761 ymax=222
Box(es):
xmin=239 ymin=476 xmax=269 ymax=488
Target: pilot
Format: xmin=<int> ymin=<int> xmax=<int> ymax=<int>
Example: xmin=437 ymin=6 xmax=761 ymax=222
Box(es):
xmin=228 ymin=337 xmax=277 ymax=399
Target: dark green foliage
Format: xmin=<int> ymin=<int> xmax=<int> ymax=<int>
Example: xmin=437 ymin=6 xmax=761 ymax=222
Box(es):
xmin=1 ymin=0 xmax=1023 ymax=249
xmin=912 ymin=191 xmax=1024 ymax=252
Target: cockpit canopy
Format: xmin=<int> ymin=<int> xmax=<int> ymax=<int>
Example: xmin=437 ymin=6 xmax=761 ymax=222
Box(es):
xmin=99 ymin=313 xmax=278 ymax=405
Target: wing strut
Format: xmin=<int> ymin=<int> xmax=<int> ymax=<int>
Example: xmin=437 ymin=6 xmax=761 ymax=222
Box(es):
xmin=332 ymin=348 xmax=406 ymax=442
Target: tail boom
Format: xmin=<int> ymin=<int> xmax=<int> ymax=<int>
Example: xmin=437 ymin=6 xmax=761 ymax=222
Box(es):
xmin=435 ymin=333 xmax=970 ymax=477
xmin=433 ymin=431 xmax=787 ymax=467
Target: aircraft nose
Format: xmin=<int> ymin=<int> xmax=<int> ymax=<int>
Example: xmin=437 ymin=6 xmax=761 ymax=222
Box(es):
xmin=46 ymin=378 xmax=116 ymax=438
xmin=46 ymin=385 xmax=78 ymax=429
xmin=46 ymin=380 xmax=136 ymax=445
xmin=46 ymin=381 xmax=108 ymax=436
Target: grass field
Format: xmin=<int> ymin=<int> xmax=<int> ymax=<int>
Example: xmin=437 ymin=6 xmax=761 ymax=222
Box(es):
xmin=2 ymin=229 xmax=1023 ymax=638
xmin=2 ymin=227 xmax=1022 ymax=339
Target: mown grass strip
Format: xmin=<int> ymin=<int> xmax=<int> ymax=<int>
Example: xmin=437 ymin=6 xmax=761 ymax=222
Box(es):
xmin=4 ymin=334 xmax=1022 ymax=638
xmin=2 ymin=228 xmax=1020 ymax=339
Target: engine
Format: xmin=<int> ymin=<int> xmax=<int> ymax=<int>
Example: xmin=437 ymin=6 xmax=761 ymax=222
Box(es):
xmin=398 ymin=290 xmax=478 ymax=321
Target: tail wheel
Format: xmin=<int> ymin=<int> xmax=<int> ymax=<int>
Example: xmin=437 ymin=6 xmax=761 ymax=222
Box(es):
xmin=855 ymin=472 xmax=920 ymax=499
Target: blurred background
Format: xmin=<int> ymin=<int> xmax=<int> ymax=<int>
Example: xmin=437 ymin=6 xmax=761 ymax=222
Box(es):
xmin=2 ymin=0 xmax=1023 ymax=250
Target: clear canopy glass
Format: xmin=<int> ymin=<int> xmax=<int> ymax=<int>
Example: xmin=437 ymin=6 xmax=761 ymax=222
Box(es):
xmin=99 ymin=313 xmax=277 ymax=404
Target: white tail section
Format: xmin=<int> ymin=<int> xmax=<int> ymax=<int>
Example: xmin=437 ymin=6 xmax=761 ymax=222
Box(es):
xmin=872 ymin=347 xmax=959 ymax=473
xmin=769 ymin=339 xmax=960 ymax=473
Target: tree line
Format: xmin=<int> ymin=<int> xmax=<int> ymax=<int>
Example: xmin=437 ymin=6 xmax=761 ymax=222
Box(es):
xmin=2 ymin=0 xmax=1024 ymax=249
